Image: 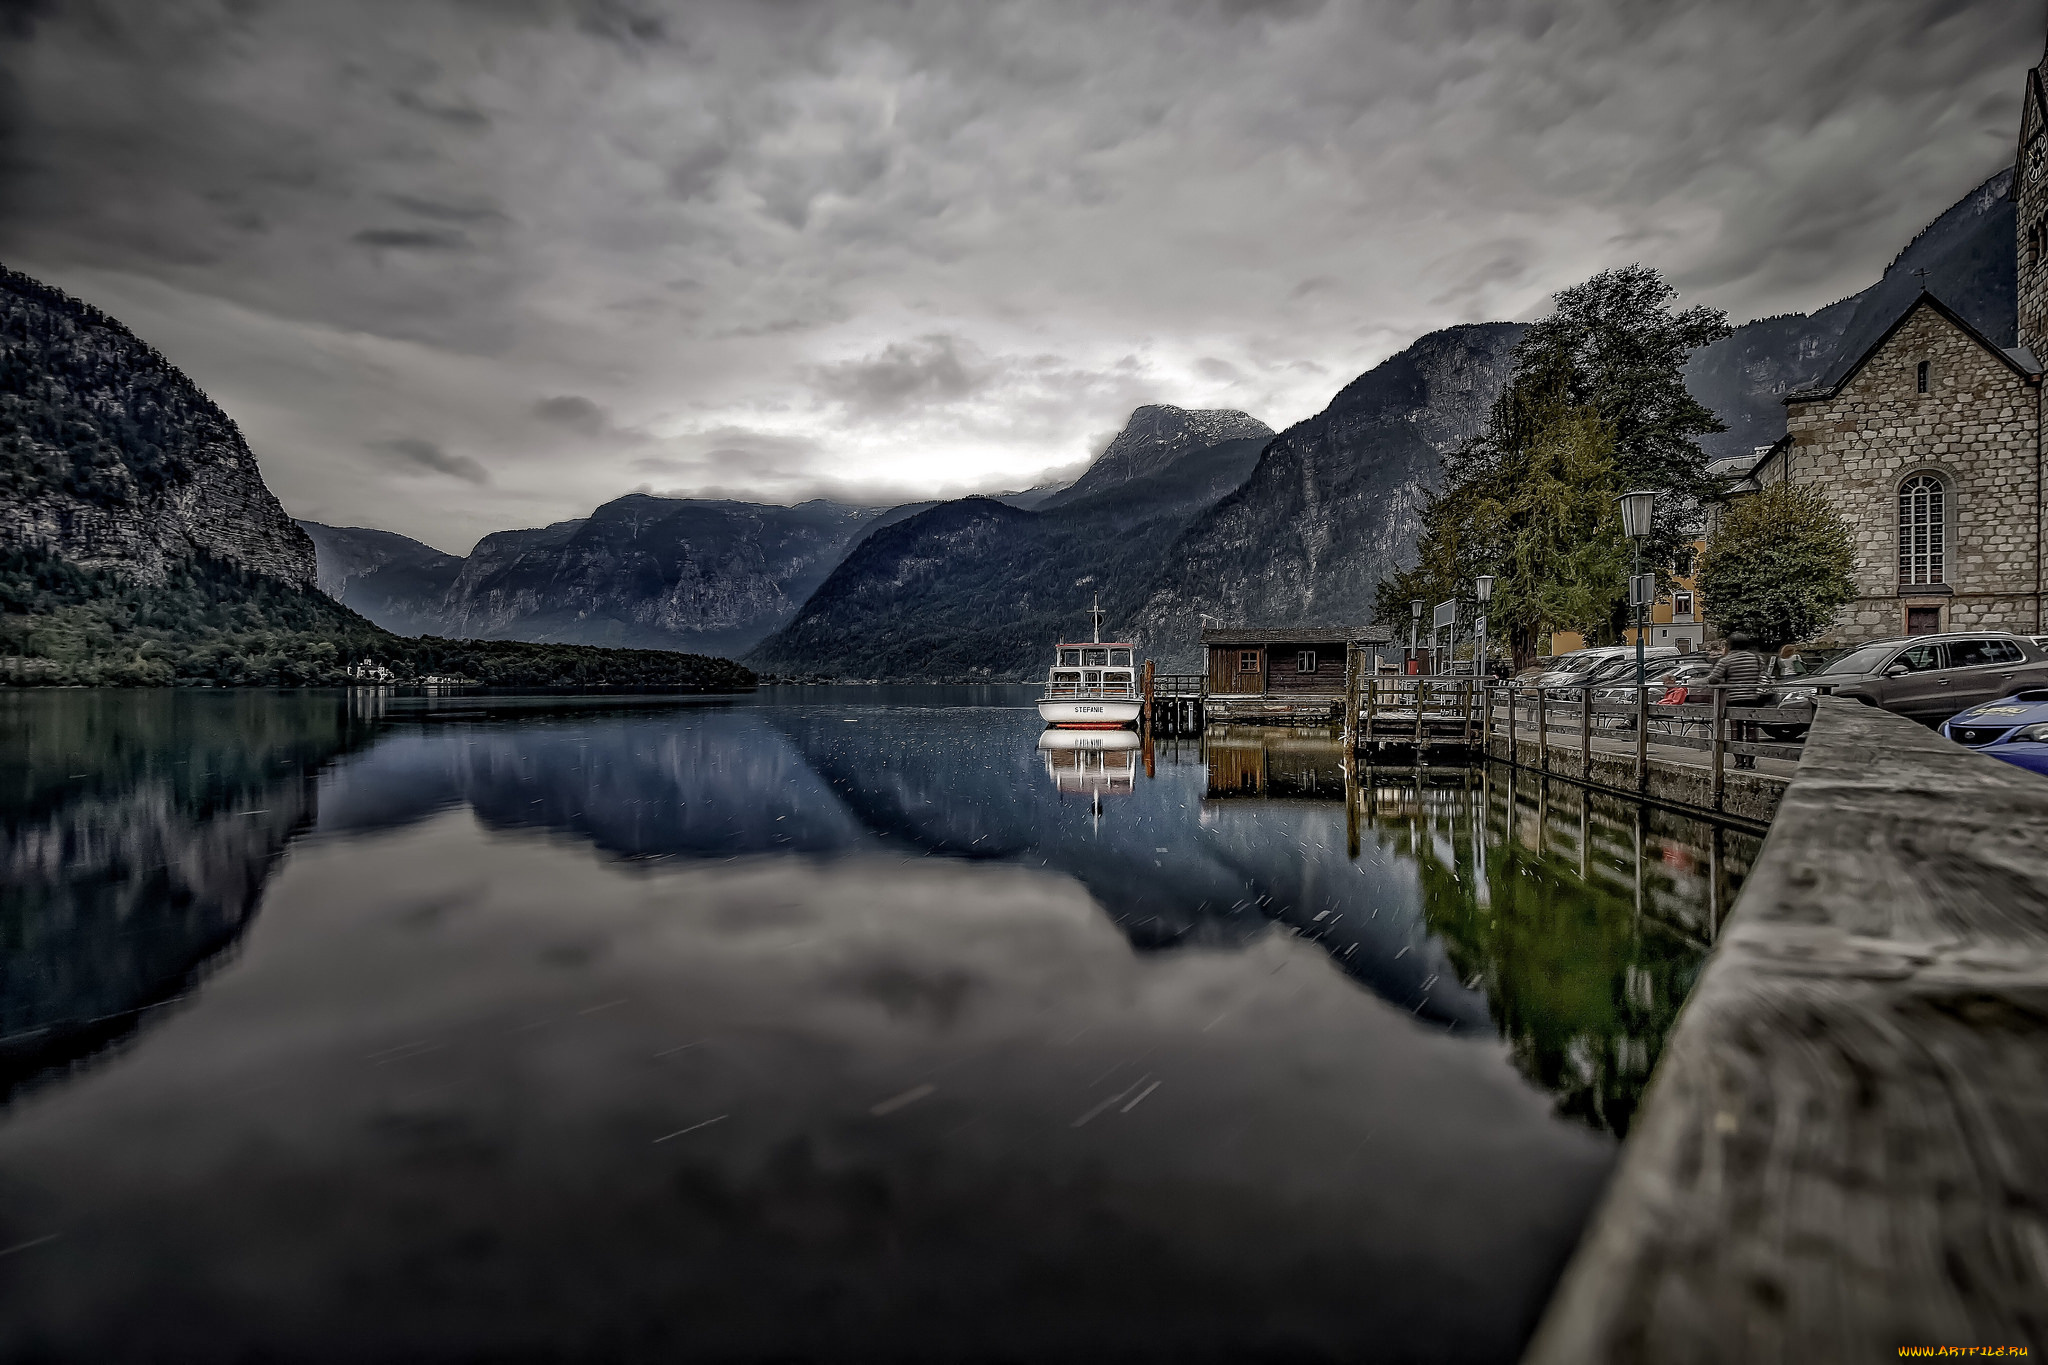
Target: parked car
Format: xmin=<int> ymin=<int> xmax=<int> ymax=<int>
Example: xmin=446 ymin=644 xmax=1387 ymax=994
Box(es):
xmin=1535 ymin=646 xmax=1679 ymax=694
xmin=1798 ymin=632 xmax=2048 ymax=724
xmin=1524 ymin=646 xmax=1627 ymax=686
xmin=1940 ymin=688 xmax=2048 ymax=777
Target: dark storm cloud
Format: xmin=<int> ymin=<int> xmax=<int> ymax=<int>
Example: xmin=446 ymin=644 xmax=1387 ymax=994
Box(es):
xmin=0 ymin=0 xmax=2042 ymax=547
xmin=533 ymin=394 xmax=609 ymax=434
xmin=353 ymin=227 xmax=472 ymax=251
xmin=370 ymin=437 xmax=492 ymax=484
xmin=809 ymin=335 xmax=986 ymax=415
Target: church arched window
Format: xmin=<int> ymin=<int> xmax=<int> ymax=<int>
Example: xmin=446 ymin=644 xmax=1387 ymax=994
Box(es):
xmin=1898 ymin=474 xmax=1946 ymax=587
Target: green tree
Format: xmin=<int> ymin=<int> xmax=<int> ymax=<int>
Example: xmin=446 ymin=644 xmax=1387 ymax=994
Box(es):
xmin=1697 ymin=481 xmax=1855 ymax=648
xmin=1377 ymin=266 xmax=1729 ymax=665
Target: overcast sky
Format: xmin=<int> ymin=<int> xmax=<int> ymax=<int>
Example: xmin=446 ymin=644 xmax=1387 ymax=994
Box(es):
xmin=2 ymin=0 xmax=2042 ymax=552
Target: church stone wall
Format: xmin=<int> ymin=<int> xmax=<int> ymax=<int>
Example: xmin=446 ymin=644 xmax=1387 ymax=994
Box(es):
xmin=1782 ymin=303 xmax=2043 ymax=643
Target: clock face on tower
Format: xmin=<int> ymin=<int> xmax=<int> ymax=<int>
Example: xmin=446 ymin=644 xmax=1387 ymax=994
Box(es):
xmin=2032 ymin=134 xmax=2046 ymax=179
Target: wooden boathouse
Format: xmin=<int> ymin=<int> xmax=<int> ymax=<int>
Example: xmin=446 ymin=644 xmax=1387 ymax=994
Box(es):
xmin=1201 ymin=627 xmax=1394 ymax=724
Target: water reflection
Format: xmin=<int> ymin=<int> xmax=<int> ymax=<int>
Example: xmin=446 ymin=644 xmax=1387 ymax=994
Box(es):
xmin=0 ymin=691 xmax=1758 ymax=1362
xmin=1036 ymin=727 xmax=1141 ymax=797
xmin=0 ymin=691 xmax=374 ymax=1102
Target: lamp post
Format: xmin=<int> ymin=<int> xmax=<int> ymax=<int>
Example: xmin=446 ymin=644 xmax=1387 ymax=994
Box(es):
xmin=1618 ymin=490 xmax=1659 ymax=694
xmin=1474 ymin=575 xmax=1495 ymax=680
xmin=1409 ymin=599 xmax=1423 ymax=675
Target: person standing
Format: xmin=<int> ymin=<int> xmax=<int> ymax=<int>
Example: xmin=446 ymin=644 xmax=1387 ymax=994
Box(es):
xmin=1707 ymin=631 xmax=1770 ymax=768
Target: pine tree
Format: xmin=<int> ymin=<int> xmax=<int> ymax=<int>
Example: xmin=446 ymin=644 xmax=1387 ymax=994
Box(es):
xmin=1377 ymin=266 xmax=1729 ymax=666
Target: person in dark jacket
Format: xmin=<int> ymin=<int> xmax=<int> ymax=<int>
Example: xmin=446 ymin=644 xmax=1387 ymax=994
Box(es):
xmin=1707 ymin=631 xmax=1770 ymax=768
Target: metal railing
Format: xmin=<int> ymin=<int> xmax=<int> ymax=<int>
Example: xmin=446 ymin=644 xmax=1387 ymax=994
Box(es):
xmin=1041 ymin=681 xmax=1140 ymax=699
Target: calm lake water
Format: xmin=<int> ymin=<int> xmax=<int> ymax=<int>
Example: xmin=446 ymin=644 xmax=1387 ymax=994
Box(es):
xmin=0 ymin=687 xmax=1758 ymax=1363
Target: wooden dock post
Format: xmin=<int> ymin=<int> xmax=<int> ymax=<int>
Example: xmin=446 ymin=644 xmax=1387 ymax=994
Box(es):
xmin=1140 ymin=659 xmax=1155 ymax=734
xmin=1344 ymin=645 xmax=1363 ymax=749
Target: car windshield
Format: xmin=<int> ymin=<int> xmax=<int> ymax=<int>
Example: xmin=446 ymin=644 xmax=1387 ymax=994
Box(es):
xmin=1813 ymin=643 xmax=1897 ymax=677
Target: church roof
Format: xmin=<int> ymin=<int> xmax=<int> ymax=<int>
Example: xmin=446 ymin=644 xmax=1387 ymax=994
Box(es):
xmin=1782 ymin=290 xmax=2041 ymax=406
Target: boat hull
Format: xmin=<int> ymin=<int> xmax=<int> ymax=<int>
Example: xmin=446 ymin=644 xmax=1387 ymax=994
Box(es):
xmin=1037 ymin=698 xmax=1142 ymax=727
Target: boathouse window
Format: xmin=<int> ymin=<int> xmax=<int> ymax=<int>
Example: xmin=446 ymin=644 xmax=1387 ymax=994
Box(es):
xmin=1898 ymin=473 xmax=1946 ymax=586
xmin=1295 ymin=650 xmax=1317 ymax=673
xmin=1238 ymin=650 xmax=1259 ymax=673
xmin=1916 ymin=360 xmax=1930 ymax=394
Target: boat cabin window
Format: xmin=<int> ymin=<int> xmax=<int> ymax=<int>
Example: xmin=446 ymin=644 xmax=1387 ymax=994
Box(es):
xmin=1083 ymin=670 xmax=1101 ymax=686
xmin=1108 ymin=648 xmax=1132 ymax=667
xmin=1082 ymin=648 xmax=1108 ymax=667
xmin=1052 ymin=670 xmax=1082 ymax=684
xmin=1059 ymin=648 xmax=1081 ymax=667
xmin=1296 ymin=650 xmax=1317 ymax=673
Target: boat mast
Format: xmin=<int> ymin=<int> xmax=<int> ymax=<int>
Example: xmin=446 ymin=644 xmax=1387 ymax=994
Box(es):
xmin=1091 ymin=592 xmax=1104 ymax=644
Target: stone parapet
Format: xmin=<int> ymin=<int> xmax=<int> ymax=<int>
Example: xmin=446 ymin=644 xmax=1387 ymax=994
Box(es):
xmin=1524 ymin=698 xmax=2048 ymax=1361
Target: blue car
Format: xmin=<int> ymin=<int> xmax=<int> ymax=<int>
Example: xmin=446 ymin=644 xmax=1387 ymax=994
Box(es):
xmin=1941 ymin=688 xmax=2048 ymax=776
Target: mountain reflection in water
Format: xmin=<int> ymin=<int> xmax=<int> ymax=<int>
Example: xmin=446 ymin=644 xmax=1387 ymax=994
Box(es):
xmin=0 ymin=687 xmax=1756 ymax=1364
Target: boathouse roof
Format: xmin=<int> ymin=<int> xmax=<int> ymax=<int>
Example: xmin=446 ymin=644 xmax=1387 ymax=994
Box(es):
xmin=1200 ymin=626 xmax=1394 ymax=647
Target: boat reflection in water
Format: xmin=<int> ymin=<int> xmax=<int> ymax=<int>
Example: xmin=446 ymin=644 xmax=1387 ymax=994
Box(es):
xmin=1036 ymin=726 xmax=1141 ymax=791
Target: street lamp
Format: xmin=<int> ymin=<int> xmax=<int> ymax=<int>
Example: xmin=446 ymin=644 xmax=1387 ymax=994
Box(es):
xmin=1409 ymin=599 xmax=1423 ymax=675
xmin=1474 ymin=574 xmax=1495 ymax=680
xmin=1618 ymin=490 xmax=1659 ymax=693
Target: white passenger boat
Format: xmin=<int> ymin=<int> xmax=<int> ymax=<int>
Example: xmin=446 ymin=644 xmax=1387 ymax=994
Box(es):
xmin=1038 ymin=597 xmax=1143 ymax=728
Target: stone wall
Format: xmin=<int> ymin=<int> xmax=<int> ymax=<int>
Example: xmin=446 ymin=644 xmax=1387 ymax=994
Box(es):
xmin=1781 ymin=300 xmax=2043 ymax=641
xmin=1525 ymin=697 xmax=2048 ymax=1361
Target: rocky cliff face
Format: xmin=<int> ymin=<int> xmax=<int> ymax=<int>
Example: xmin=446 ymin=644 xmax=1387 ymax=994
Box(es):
xmin=296 ymin=522 xmax=465 ymax=637
xmin=747 ymin=410 xmax=1275 ymax=678
xmin=300 ymin=497 xmax=926 ymax=655
xmin=0 ymin=265 xmax=315 ymax=589
xmin=1043 ymin=406 xmax=1272 ymax=506
xmin=1130 ymin=323 xmax=1526 ymax=664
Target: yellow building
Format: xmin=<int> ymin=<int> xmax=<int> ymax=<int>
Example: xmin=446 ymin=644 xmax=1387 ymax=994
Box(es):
xmin=1550 ymin=541 xmax=1707 ymax=655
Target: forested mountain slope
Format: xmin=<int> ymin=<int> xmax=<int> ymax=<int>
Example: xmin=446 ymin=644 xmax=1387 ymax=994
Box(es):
xmin=747 ymin=432 xmax=1271 ymax=678
xmin=1 ymin=264 xmax=314 ymax=588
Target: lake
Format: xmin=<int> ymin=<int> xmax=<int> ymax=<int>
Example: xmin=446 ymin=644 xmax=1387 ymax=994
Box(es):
xmin=0 ymin=687 xmax=1757 ymax=1363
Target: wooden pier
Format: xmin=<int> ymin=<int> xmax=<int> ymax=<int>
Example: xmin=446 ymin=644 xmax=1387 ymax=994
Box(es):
xmin=1136 ymin=644 xmax=1798 ymax=823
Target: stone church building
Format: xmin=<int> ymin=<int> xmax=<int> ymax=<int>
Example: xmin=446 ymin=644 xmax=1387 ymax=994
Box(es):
xmin=1727 ymin=45 xmax=2048 ymax=643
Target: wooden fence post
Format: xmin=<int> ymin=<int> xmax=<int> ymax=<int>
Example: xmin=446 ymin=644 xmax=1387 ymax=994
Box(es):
xmin=1580 ymin=686 xmax=1592 ymax=781
xmin=1507 ymin=680 xmax=1517 ymax=761
xmin=1712 ymin=686 xmax=1727 ymax=812
xmin=1636 ymin=681 xmax=1650 ymax=792
xmin=1537 ymin=687 xmax=1549 ymax=773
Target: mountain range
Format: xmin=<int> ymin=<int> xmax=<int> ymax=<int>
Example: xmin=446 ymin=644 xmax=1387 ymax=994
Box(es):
xmin=298 ymin=167 xmax=2017 ymax=676
xmin=5 ymin=167 xmax=2018 ymax=681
